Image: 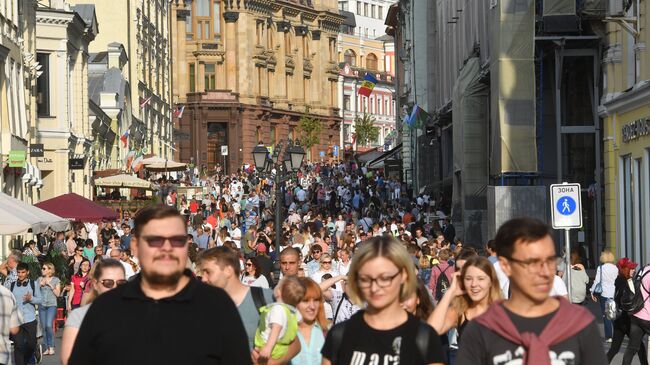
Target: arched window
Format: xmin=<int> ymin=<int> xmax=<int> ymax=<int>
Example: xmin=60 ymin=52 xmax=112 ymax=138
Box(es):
xmin=344 ymin=49 xmax=356 ymax=66
xmin=366 ymin=53 xmax=378 ymax=70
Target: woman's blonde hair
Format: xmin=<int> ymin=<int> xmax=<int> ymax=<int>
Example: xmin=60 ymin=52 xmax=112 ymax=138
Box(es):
xmin=41 ymin=262 xmax=55 ymax=276
xmin=347 ymin=236 xmax=418 ymax=306
xmin=453 ymin=256 xmax=502 ymax=315
xmin=600 ymin=250 xmax=615 ymax=264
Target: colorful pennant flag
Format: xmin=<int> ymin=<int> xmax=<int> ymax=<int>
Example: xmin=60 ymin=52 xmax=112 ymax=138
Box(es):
xmin=120 ymin=130 xmax=130 ymax=148
xmin=124 ymin=150 xmax=136 ymax=170
xmin=408 ymin=104 xmax=430 ymax=130
xmin=173 ymin=105 xmax=185 ymax=119
xmin=139 ymin=96 xmax=152 ymax=108
xmin=358 ymin=73 xmax=378 ymax=98
xmin=132 ymin=151 xmax=144 ymax=173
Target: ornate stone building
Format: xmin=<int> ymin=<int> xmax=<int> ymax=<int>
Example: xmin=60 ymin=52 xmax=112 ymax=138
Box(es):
xmin=171 ymin=0 xmax=344 ymax=172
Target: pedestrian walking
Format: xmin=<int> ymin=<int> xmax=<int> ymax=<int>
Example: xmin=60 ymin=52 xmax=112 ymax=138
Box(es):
xmin=38 ymin=262 xmax=61 ymax=356
xmin=457 ymin=217 xmax=607 ymax=365
xmin=0 ymin=284 xmax=22 ymax=365
xmin=621 ymin=261 xmax=650 ymax=365
xmin=68 ymin=205 xmax=251 ymax=365
xmin=9 ymin=262 xmax=42 ymax=365
xmin=591 ymin=250 xmax=618 ymax=342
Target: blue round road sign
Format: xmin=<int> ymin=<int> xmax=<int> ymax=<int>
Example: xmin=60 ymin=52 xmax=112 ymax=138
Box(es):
xmin=556 ymin=196 xmax=577 ymax=216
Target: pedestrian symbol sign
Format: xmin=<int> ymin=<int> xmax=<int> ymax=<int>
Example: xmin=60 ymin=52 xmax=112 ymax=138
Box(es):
xmin=550 ymin=183 xmax=582 ymax=229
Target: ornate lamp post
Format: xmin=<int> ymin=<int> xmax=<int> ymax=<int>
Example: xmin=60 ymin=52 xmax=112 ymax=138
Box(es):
xmin=251 ymin=140 xmax=305 ymax=256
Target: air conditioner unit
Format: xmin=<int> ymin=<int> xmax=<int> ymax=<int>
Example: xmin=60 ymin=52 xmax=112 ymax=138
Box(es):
xmin=607 ymin=0 xmax=625 ymax=17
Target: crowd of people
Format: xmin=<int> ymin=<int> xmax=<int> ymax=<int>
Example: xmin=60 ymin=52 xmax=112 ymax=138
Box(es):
xmin=0 ymin=161 xmax=648 ymax=365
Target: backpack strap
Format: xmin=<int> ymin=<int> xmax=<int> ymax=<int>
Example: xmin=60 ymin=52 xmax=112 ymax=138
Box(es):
xmin=415 ymin=321 xmax=431 ymax=362
xmin=250 ymin=286 xmax=267 ymax=312
xmin=332 ymin=292 xmax=348 ymax=325
xmin=329 ymin=321 xmax=347 ymax=365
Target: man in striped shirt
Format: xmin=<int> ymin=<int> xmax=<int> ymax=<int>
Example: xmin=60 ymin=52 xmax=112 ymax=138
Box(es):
xmin=0 ymin=284 xmax=22 ymax=365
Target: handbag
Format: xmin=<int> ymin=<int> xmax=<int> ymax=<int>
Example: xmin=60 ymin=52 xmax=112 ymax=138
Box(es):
xmin=605 ymin=298 xmax=621 ymax=320
xmin=593 ymin=265 xmax=603 ymax=295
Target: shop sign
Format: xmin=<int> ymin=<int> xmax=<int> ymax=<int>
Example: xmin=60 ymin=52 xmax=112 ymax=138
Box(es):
xmin=69 ymin=158 xmax=85 ymax=170
xmin=30 ymin=144 xmax=44 ymax=157
xmin=8 ymin=150 xmax=26 ymax=168
xmin=622 ymin=117 xmax=650 ymax=143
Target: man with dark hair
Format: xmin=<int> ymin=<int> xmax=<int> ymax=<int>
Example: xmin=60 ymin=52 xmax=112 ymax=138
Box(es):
xmin=69 ymin=205 xmax=250 ymax=365
xmin=279 ymin=247 xmax=301 ymax=277
xmin=457 ymin=218 xmax=606 ymax=365
xmin=10 ymin=262 xmax=41 ymax=365
xmin=198 ymin=247 xmax=300 ymax=364
xmin=485 ymin=239 xmax=498 ymax=264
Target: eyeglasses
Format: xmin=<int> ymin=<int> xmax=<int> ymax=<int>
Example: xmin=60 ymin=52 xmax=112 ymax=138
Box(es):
xmin=140 ymin=235 xmax=188 ymax=248
xmin=357 ymin=271 xmax=401 ymax=289
xmin=312 ymin=250 xmax=321 ymax=254
xmin=322 ymin=261 xmax=332 ymax=264
xmin=506 ymin=256 xmax=562 ymax=274
xmin=245 ymin=263 xmax=253 ymax=267
xmin=99 ymin=279 xmax=128 ymax=289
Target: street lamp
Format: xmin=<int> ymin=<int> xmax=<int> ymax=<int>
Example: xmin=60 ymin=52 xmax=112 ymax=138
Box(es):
xmin=251 ymin=139 xmax=305 ymax=263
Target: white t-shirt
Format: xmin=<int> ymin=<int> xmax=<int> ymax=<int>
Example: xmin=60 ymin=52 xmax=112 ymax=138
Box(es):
xmin=550 ymin=275 xmax=568 ymax=297
xmin=329 ymin=289 xmax=360 ymax=325
xmin=241 ymin=275 xmax=270 ymax=288
xmin=230 ymin=228 xmax=242 ymax=248
xmin=259 ymin=303 xmax=301 ymax=342
xmin=121 ymin=260 xmax=136 ymax=280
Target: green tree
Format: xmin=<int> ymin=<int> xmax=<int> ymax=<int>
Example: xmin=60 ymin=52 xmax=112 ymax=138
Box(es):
xmin=297 ymin=110 xmax=322 ymax=150
xmin=354 ymin=113 xmax=380 ymax=146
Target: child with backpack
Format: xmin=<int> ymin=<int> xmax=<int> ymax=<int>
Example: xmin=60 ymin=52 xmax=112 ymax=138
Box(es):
xmin=255 ymin=276 xmax=304 ymax=363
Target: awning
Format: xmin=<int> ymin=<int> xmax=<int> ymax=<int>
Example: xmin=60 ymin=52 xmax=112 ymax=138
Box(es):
xmin=94 ymin=174 xmax=153 ymax=189
xmin=145 ymin=160 xmax=187 ymax=172
xmin=0 ymin=192 xmax=70 ymax=235
xmin=356 ymin=148 xmax=383 ymax=164
xmin=367 ymin=143 xmax=403 ymax=169
xmin=35 ymin=193 xmax=118 ymax=222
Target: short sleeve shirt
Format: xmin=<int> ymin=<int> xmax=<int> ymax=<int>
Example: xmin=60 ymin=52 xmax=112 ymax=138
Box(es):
xmin=238 ymin=287 xmax=275 ymax=349
xmin=41 ymin=277 xmax=60 ymax=307
xmin=321 ymin=311 xmax=445 ymax=365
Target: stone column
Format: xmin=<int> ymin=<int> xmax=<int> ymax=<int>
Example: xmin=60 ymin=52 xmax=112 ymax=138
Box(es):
xmin=224 ymin=11 xmax=239 ymax=91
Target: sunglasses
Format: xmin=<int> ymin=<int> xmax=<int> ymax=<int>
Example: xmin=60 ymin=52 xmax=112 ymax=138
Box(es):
xmin=100 ymin=279 xmax=128 ymax=289
xmin=322 ymin=261 xmax=332 ymax=264
xmin=312 ymin=250 xmax=321 ymax=254
xmin=141 ymin=235 xmax=188 ymax=248
xmin=245 ymin=263 xmax=253 ymax=267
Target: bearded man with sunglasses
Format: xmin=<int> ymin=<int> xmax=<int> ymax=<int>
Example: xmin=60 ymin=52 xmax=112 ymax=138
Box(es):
xmin=68 ymin=205 xmax=251 ymax=365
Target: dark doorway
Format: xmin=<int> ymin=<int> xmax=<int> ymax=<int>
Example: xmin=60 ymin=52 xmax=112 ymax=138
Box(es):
xmin=207 ymin=122 xmax=228 ymax=174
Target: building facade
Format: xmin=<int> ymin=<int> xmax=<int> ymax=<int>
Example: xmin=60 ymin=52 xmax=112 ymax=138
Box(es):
xmin=0 ymin=0 xmax=37 ymax=202
xmin=68 ymin=0 xmax=174 ymax=162
xmin=599 ymin=1 xmax=650 ymax=266
xmin=33 ymin=3 xmax=98 ymax=201
xmin=172 ymin=0 xmax=344 ymax=172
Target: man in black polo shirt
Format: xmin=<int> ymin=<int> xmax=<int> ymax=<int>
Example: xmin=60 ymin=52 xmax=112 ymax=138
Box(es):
xmin=68 ymin=205 xmax=250 ymax=365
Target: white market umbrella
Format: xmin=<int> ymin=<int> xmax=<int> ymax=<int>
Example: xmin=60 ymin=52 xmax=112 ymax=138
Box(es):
xmin=0 ymin=192 xmax=70 ymax=235
xmin=94 ymin=174 xmax=153 ymax=189
xmin=144 ymin=160 xmax=187 ymax=172
xmin=141 ymin=156 xmax=167 ymax=165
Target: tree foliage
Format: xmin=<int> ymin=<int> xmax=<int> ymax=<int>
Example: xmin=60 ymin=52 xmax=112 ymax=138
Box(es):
xmin=354 ymin=113 xmax=380 ymax=146
xmin=297 ymin=111 xmax=322 ymax=150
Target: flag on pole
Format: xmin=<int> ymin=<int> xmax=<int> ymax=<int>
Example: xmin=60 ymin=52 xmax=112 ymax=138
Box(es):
xmin=132 ymin=151 xmax=144 ymax=173
xmin=408 ymin=104 xmax=430 ymax=129
xmin=124 ymin=150 xmax=136 ymax=170
xmin=120 ymin=130 xmax=130 ymax=148
xmin=139 ymin=96 xmax=152 ymax=108
xmin=173 ymin=105 xmax=185 ymax=119
xmin=358 ymin=73 xmax=378 ymax=97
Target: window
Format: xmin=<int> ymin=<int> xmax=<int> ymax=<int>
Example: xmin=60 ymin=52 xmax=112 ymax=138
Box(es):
xmin=378 ymin=6 xmax=383 ymax=20
xmin=186 ymin=8 xmax=193 ymax=38
xmin=270 ymin=125 xmax=276 ymax=145
xmin=344 ymin=49 xmax=356 ymax=66
xmin=364 ymin=3 xmax=368 ymax=16
xmin=366 ymin=53 xmax=378 ymax=70
xmin=344 ymin=95 xmax=351 ymax=110
xmin=36 ymin=53 xmax=50 ymax=116
xmin=371 ymin=4 xmax=376 ymax=18
xmin=204 ymin=63 xmax=216 ymax=90
xmin=213 ymin=2 xmax=221 ymax=34
xmin=370 ymin=97 xmax=374 ymax=113
xmin=376 ymin=97 xmax=380 ymax=114
xmin=196 ymin=0 xmax=209 ymax=16
xmin=285 ymin=32 xmax=292 ymax=55
xmin=189 ymin=64 xmax=196 ymax=92
xmin=384 ymin=99 xmax=388 ymax=115
xmin=364 ymin=28 xmax=368 ymax=37
xmin=357 ymin=1 xmax=361 ymax=15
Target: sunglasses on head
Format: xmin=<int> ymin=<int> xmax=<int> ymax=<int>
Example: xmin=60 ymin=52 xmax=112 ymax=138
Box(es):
xmin=100 ymin=279 xmax=128 ymax=289
xmin=141 ymin=235 xmax=188 ymax=248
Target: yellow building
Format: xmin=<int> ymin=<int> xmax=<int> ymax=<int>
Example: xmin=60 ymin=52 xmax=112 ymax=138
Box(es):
xmin=171 ymin=0 xmax=344 ymax=171
xmin=68 ymin=0 xmax=174 ymax=161
xmin=33 ymin=3 xmax=99 ymax=201
xmin=600 ymin=7 xmax=650 ymax=265
xmin=0 ymin=0 xmax=37 ymax=202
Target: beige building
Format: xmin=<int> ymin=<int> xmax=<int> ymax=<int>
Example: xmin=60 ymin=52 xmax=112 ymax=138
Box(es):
xmin=33 ymin=3 xmax=98 ymax=201
xmin=68 ymin=0 xmax=174 ymax=161
xmin=0 ymin=0 xmax=38 ymax=202
xmin=171 ymin=0 xmax=344 ymax=171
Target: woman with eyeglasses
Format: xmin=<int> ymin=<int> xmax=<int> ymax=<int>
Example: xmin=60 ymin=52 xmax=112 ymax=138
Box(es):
xmin=240 ymin=256 xmax=270 ymax=288
xmin=321 ymin=236 xmax=445 ymax=365
xmin=39 ymin=262 xmax=61 ymax=355
xmin=311 ymin=254 xmax=338 ymax=288
xmin=66 ymin=245 xmax=85 ymax=278
xmin=67 ymin=258 xmax=91 ymax=312
xmin=60 ymin=258 xmax=126 ymax=365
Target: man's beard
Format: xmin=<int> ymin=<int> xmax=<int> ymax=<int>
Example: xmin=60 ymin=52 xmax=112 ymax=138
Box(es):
xmin=141 ymin=256 xmax=184 ymax=287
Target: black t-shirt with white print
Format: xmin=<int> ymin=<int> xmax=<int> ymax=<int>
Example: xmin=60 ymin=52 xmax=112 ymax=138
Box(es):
xmin=457 ymin=306 xmax=607 ymax=365
xmin=322 ymin=311 xmax=445 ymax=365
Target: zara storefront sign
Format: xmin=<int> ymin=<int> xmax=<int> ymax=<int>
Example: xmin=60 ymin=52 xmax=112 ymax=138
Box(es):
xmin=622 ymin=117 xmax=650 ymax=143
